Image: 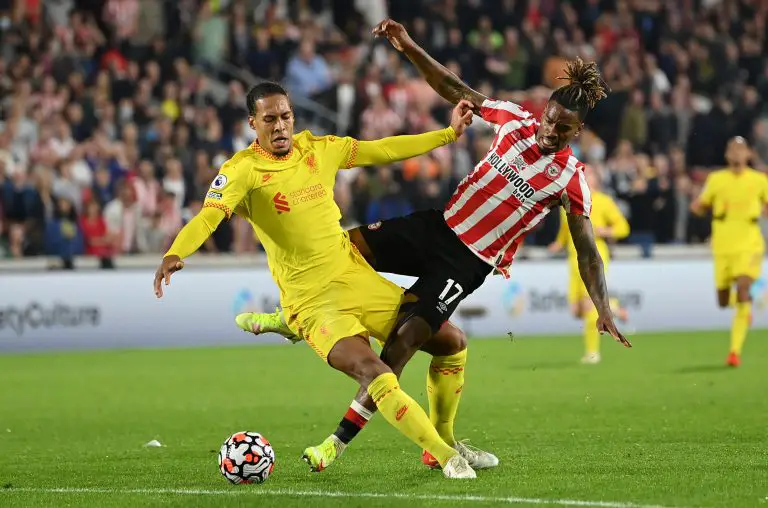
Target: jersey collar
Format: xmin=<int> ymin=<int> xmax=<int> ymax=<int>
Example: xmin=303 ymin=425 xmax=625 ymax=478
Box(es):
xmin=251 ymin=141 xmax=294 ymax=161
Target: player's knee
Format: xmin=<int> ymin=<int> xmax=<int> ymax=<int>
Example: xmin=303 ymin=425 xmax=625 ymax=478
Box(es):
xmin=440 ymin=321 xmax=467 ymax=355
xmin=736 ymin=286 xmax=752 ymax=302
xmin=355 ymin=356 xmax=391 ymax=387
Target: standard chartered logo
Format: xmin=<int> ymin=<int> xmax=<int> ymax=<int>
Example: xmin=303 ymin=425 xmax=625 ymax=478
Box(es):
xmin=0 ymin=302 xmax=100 ymax=336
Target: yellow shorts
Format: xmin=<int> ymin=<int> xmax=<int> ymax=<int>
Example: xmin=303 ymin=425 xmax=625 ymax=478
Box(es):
xmin=283 ymin=250 xmax=403 ymax=362
xmin=713 ymin=251 xmax=763 ymax=290
xmin=567 ymin=257 xmax=610 ymax=305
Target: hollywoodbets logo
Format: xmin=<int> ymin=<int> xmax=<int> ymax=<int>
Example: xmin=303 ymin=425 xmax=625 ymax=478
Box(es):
xmin=273 ymin=192 xmax=290 ymax=213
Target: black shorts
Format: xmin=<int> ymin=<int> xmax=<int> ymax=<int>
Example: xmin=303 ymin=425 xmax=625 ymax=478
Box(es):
xmin=359 ymin=209 xmax=493 ymax=332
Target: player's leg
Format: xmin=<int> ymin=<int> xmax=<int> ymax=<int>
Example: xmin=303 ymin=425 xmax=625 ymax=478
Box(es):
xmin=714 ymin=255 xmax=732 ymax=309
xmin=420 ymin=321 xmax=467 ymax=449
xmin=324 ymin=335 xmax=474 ymax=478
xmin=727 ymin=252 xmax=760 ymax=366
xmin=308 ymin=315 xmax=489 ymax=471
xmin=236 ymin=221 xmax=425 ymax=340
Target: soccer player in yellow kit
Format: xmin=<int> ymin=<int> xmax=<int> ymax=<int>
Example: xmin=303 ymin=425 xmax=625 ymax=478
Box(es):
xmin=691 ymin=136 xmax=768 ymax=367
xmin=549 ymin=165 xmax=629 ymax=364
xmin=152 ymin=82 xmax=479 ymax=478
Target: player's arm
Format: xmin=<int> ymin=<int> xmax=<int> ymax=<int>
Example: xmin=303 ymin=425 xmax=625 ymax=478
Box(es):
xmin=561 ymin=168 xmax=630 ymax=347
xmin=690 ymin=174 xmax=715 ymax=216
xmin=153 ymin=163 xmax=250 ymax=298
xmin=373 ymin=19 xmax=487 ymax=113
xmin=567 ymin=214 xmax=630 ymax=347
xmin=348 ymin=100 xmax=473 ymax=167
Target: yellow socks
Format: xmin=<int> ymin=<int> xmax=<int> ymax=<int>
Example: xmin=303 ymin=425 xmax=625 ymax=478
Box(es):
xmin=367 ymin=372 xmax=457 ymax=466
xmin=584 ymin=307 xmax=600 ymax=355
xmin=730 ymin=301 xmax=751 ymax=355
xmin=427 ymin=349 xmax=467 ymax=445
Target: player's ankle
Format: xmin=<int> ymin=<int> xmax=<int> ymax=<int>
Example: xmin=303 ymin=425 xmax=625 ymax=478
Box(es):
xmin=332 ymin=400 xmax=373 ymax=447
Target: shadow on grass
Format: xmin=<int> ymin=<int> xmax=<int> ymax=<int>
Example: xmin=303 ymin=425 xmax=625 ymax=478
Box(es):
xmin=673 ymin=364 xmax=732 ymax=374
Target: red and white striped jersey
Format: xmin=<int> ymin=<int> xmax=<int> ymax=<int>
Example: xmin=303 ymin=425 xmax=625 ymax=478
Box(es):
xmin=444 ymin=98 xmax=592 ymax=278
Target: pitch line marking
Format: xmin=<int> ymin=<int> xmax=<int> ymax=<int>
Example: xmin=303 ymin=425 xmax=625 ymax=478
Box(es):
xmin=1 ymin=486 xmax=679 ymax=508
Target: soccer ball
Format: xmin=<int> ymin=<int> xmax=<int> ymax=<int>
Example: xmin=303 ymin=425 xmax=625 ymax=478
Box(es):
xmin=218 ymin=431 xmax=275 ymax=484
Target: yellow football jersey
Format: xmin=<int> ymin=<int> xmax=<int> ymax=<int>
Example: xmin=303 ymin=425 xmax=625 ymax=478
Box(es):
xmin=699 ymin=168 xmax=768 ymax=254
xmin=557 ymin=191 xmax=630 ymax=263
xmin=202 ymin=131 xmax=363 ymax=307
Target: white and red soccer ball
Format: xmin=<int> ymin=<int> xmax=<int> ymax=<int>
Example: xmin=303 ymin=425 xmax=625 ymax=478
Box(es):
xmin=218 ymin=431 xmax=275 ymax=484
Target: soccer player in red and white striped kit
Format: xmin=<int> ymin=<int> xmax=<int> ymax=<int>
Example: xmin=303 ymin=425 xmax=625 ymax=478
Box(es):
xmin=243 ymin=19 xmax=632 ymax=473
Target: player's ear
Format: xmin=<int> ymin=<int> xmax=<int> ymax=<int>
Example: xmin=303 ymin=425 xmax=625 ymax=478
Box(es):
xmin=248 ymin=116 xmax=257 ymax=130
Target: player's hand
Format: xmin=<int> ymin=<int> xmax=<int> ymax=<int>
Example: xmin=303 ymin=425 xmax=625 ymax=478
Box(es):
xmin=372 ymin=19 xmax=414 ymax=52
xmin=596 ymin=314 xmax=632 ymax=348
xmin=154 ymin=255 xmax=184 ymax=299
xmin=450 ymin=100 xmax=474 ymax=137
xmin=547 ymin=241 xmax=562 ymax=254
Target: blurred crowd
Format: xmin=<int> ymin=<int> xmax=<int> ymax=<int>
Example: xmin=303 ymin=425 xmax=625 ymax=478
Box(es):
xmin=1 ymin=0 xmax=767 ymax=266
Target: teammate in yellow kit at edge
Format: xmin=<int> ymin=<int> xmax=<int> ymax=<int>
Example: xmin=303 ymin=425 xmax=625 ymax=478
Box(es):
xmin=691 ymin=136 xmax=768 ymax=367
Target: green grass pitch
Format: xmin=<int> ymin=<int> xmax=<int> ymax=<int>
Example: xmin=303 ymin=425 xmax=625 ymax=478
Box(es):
xmin=0 ymin=331 xmax=765 ymax=507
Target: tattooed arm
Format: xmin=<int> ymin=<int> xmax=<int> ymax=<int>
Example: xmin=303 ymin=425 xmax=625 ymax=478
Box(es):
xmin=567 ymin=214 xmax=611 ymax=316
xmin=567 ymin=213 xmax=632 ymax=347
xmin=373 ymin=19 xmax=486 ymax=113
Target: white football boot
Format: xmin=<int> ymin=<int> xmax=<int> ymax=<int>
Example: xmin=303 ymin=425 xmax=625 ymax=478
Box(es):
xmin=454 ymin=440 xmax=499 ymax=469
xmin=442 ymin=454 xmax=477 ymax=479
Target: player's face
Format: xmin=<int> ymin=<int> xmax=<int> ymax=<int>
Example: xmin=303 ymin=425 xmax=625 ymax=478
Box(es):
xmin=249 ymin=94 xmax=295 ymax=156
xmin=725 ymin=140 xmax=750 ymax=168
xmin=536 ymin=101 xmax=582 ymax=154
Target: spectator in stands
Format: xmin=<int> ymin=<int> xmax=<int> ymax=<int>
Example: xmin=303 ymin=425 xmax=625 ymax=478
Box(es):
xmin=285 ymin=39 xmax=332 ymax=99
xmin=361 ymin=94 xmax=402 ymax=140
xmin=45 ymin=197 xmax=83 ymax=269
xmin=133 ymin=160 xmax=160 ymax=218
xmin=104 ymin=180 xmax=139 ymax=254
xmin=80 ymin=199 xmax=114 ymax=268
xmin=2 ymin=0 xmax=768 ymax=262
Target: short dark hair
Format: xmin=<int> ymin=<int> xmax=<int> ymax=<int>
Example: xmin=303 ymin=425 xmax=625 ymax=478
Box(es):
xmin=549 ymin=58 xmax=610 ymax=120
xmin=246 ymin=81 xmax=289 ymax=116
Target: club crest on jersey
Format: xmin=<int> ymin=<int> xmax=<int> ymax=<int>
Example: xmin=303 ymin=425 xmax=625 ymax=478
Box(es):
xmin=368 ymin=221 xmax=382 ymax=230
xmin=545 ymin=162 xmax=563 ymax=180
xmin=211 ymin=174 xmax=228 ymax=190
xmin=305 ymin=153 xmax=319 ymax=174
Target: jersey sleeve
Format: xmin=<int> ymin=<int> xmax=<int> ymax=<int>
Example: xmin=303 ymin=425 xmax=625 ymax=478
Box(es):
xmin=352 ymin=128 xmax=457 ymax=167
xmin=164 ymin=207 xmax=226 ymax=259
xmin=311 ymin=134 xmax=358 ymax=171
xmin=480 ymin=99 xmax=532 ymax=131
xmin=202 ymin=158 xmax=252 ymax=219
xmin=561 ymin=167 xmax=592 ymax=216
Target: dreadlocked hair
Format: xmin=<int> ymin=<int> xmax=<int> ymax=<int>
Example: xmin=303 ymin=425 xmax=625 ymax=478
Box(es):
xmin=549 ymin=58 xmax=610 ymax=120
